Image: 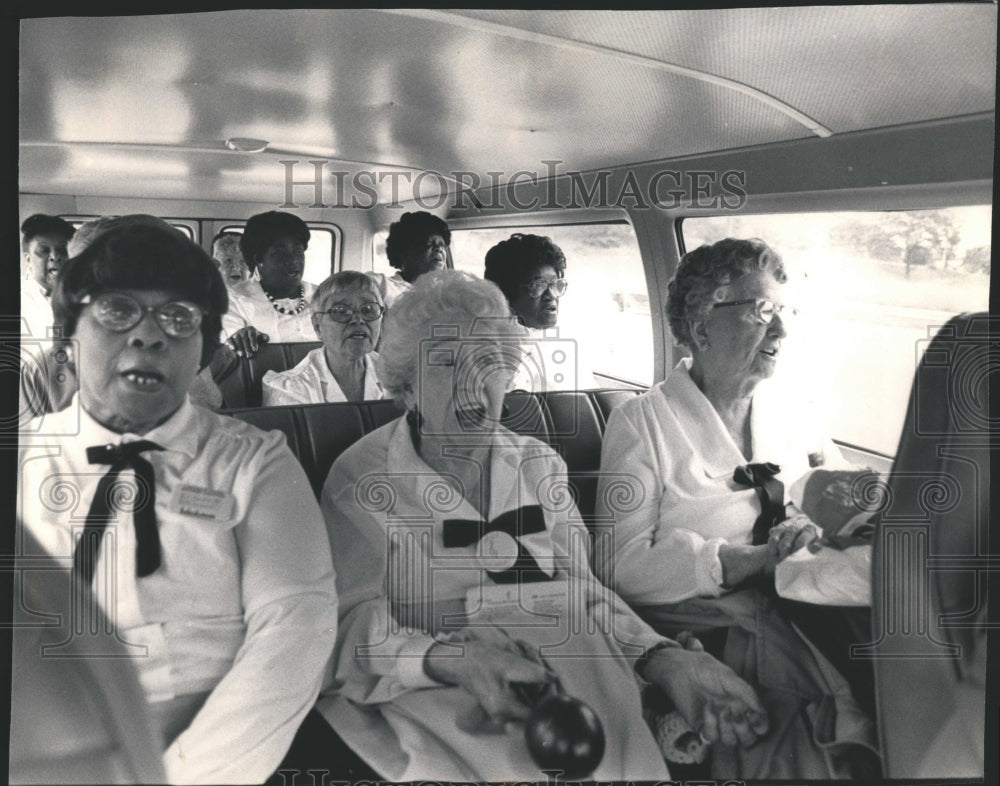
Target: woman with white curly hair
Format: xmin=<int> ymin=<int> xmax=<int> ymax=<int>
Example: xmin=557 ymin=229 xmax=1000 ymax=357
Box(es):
xmin=595 ymin=237 xmax=879 ymax=780
xmin=314 ymin=269 xmax=767 ymax=782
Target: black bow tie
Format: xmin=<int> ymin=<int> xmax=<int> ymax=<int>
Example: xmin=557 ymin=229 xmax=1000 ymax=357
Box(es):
xmin=443 ymin=504 xmax=552 ymax=584
xmin=733 ymin=462 xmax=786 ymax=545
xmin=76 ymin=440 xmax=165 ymax=584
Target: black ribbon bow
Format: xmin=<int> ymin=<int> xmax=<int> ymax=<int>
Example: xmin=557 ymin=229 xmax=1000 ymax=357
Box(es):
xmin=732 ymin=462 xmax=786 ymax=545
xmin=76 ymin=440 xmax=165 ymax=584
xmin=442 ymin=504 xmax=552 ymax=584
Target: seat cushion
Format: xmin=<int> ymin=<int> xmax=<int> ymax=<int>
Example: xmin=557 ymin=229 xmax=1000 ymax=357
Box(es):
xmin=218 ymin=342 xmax=323 ymax=409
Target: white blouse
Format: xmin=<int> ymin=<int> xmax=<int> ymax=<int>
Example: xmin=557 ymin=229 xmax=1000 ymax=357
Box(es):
xmin=19 ymin=398 xmax=338 ymax=784
xmin=316 ymin=418 xmax=673 ymax=780
xmin=261 ymin=347 xmax=383 ymax=405
xmin=595 ymin=358 xmax=852 ymax=606
xmin=221 ymin=279 xmax=318 ymax=342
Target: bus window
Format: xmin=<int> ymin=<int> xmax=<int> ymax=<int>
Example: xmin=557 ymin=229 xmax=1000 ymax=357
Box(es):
xmin=682 ymin=206 xmax=991 ymax=457
xmin=63 ymin=216 xmax=196 ymax=242
xmin=218 ymin=223 xmax=339 ymax=286
xmin=372 ymin=229 xmax=390 ymax=276
xmin=448 ymin=222 xmax=652 ymax=389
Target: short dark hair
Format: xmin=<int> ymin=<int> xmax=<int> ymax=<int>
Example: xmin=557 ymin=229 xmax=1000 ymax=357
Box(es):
xmin=385 ymin=211 xmax=451 ymax=270
xmin=52 ymin=224 xmax=229 ymax=368
xmin=21 ymin=214 xmax=75 ymax=249
xmin=239 ymin=212 xmax=310 ymax=274
xmin=483 ymin=233 xmax=567 ymax=302
xmin=666 ymin=237 xmax=787 ymax=349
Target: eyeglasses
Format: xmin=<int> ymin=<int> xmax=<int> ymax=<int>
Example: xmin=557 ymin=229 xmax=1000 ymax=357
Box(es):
xmin=320 ymin=302 xmax=385 ymax=323
xmin=520 ymin=278 xmax=568 ymax=299
xmin=713 ymin=298 xmax=796 ymax=325
xmin=81 ymin=293 xmax=204 ymax=338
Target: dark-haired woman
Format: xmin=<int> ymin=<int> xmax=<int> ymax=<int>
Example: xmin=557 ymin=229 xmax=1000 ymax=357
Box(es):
xmin=484 ymin=232 xmax=596 ymax=391
xmin=369 ymin=210 xmax=451 ymax=307
xmin=18 ymin=221 xmax=337 ymax=783
xmin=20 ymin=213 xmax=75 ymax=341
xmin=222 ymin=211 xmax=316 ymax=358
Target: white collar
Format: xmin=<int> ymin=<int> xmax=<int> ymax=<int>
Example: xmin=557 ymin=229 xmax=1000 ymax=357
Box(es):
xmin=75 ymin=396 xmax=200 ymax=458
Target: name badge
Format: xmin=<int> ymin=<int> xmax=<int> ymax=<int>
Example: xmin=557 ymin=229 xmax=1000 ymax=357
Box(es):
xmin=465 ymin=578 xmax=569 ymax=624
xmin=170 ymin=484 xmax=235 ymax=521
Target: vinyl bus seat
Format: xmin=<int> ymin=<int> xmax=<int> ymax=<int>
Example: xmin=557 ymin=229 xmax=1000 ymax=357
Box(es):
xmin=216 ymin=342 xmax=322 ymax=409
xmin=227 ymin=389 xmax=644 ymax=524
xmin=864 ymin=312 xmax=992 ymax=778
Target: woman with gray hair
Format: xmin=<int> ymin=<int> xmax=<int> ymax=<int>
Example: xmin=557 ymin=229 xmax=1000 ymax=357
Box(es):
xmin=262 ymin=271 xmax=384 ymax=405
xmin=595 ymin=238 xmax=878 ymax=779
xmin=315 ymin=269 xmax=768 ymax=781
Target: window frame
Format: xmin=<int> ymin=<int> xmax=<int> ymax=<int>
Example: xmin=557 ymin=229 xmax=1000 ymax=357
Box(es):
xmin=676 ymin=202 xmax=991 ymax=466
xmin=212 ymin=220 xmax=343 ymax=284
xmin=444 ymin=212 xmax=655 ymax=390
xmin=61 ymin=215 xmax=198 ymax=242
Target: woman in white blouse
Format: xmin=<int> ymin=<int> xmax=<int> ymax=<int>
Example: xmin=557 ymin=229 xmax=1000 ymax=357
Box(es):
xmin=262 ymin=271 xmax=384 ymax=405
xmin=484 ymin=233 xmax=598 ymax=391
xmin=595 ymin=238 xmax=878 ymax=779
xmin=222 ymin=211 xmax=318 ymax=356
xmin=315 ymin=271 xmax=767 ymax=781
xmin=18 ymin=222 xmax=338 ymax=784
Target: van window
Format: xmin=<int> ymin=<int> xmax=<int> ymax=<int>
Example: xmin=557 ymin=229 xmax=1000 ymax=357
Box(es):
xmin=63 ymin=217 xmax=196 ymax=242
xmin=682 ymin=206 xmax=991 ymax=457
xmin=374 ymin=222 xmax=651 ymax=388
xmin=219 ymin=223 xmax=338 ymax=286
xmin=451 ymin=222 xmax=652 ymax=389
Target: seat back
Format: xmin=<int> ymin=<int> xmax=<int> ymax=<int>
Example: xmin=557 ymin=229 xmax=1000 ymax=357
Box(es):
xmin=866 ymin=313 xmax=992 ymax=778
xmin=10 ymin=531 xmax=166 ymax=783
xmin=227 ymin=389 xmax=643 ymax=520
xmin=217 ymin=342 xmax=322 ymax=409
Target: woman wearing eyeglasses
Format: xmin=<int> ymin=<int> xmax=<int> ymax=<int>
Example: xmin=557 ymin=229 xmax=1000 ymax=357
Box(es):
xmin=484 ymin=233 xmax=597 ymax=391
xmin=18 ymin=222 xmax=338 ymax=783
xmin=593 ymin=238 xmax=879 ymax=780
xmin=262 ymin=271 xmax=385 ymax=405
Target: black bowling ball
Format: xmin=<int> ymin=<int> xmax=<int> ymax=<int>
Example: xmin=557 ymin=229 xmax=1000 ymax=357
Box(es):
xmin=524 ymin=693 xmax=606 ymax=779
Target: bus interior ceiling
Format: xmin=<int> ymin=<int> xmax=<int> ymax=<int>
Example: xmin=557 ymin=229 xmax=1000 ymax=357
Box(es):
xmin=18 ymin=8 xmax=994 ymax=209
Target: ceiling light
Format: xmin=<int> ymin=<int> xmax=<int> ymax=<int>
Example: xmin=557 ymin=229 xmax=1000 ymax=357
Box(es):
xmin=224 ymin=137 xmax=269 ymax=153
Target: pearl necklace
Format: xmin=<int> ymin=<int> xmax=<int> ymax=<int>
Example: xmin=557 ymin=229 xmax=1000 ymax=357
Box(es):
xmin=266 ymin=285 xmax=307 ymax=315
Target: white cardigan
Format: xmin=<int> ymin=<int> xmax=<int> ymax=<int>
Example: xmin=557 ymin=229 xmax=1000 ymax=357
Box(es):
xmin=595 ymin=358 xmax=865 ymax=606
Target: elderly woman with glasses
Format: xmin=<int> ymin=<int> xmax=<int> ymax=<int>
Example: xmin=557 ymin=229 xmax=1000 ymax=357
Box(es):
xmin=314 ymin=270 xmax=769 ymax=782
xmin=484 ymin=233 xmax=596 ymax=391
xmin=594 ymin=238 xmax=879 ymax=780
xmin=262 ymin=271 xmax=384 ymax=405
xmin=18 ymin=221 xmax=337 ymax=784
